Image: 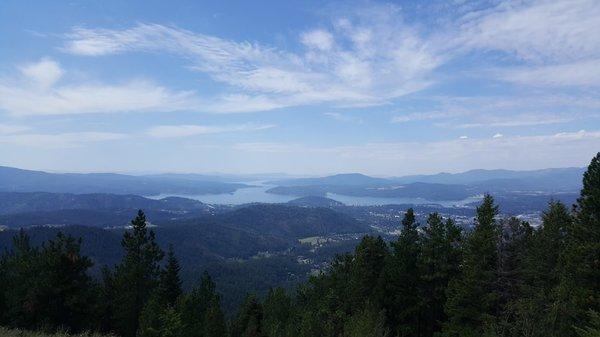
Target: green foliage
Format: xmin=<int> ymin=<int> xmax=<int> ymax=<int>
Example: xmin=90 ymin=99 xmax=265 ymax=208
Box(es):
xmin=554 ymin=152 xmax=600 ymax=336
xmin=343 ymin=305 xmax=389 ymax=337
xmin=0 ymin=231 xmax=96 ymax=333
xmin=160 ymin=244 xmax=183 ymax=307
xmin=444 ymin=194 xmax=501 ymax=336
xmin=380 ymin=208 xmax=422 ymax=336
xmin=419 ymin=214 xmax=462 ymax=336
xmin=262 ymin=288 xmax=294 ymax=337
xmin=2 ymin=153 xmax=600 ymax=337
xmin=231 ymin=294 xmax=264 ymax=337
xmin=575 ymin=310 xmax=600 ymax=337
xmin=110 ymin=210 xmax=164 ymax=337
xmin=177 ymin=271 xmax=226 ymax=337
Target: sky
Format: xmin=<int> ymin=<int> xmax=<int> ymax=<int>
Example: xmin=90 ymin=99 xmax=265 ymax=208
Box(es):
xmin=0 ymin=0 xmax=599 ymax=176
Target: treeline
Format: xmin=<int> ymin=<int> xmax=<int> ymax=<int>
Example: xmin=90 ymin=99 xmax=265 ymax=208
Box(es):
xmin=1 ymin=153 xmax=599 ymax=337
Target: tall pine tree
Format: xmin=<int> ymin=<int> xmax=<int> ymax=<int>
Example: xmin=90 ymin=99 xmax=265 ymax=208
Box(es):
xmin=420 ymin=214 xmax=462 ymax=337
xmin=444 ymin=194 xmax=500 ymax=336
xmin=111 ymin=210 xmax=164 ymax=337
xmin=380 ymin=208 xmax=423 ymax=336
xmin=553 ymin=152 xmax=600 ymax=336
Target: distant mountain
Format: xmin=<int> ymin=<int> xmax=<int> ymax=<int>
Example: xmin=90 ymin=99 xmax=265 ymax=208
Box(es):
xmin=392 ymin=167 xmax=584 ymax=192
xmin=0 ymin=192 xmax=210 ymax=215
xmin=267 ymin=168 xmax=584 ymax=202
xmin=146 ymin=172 xmax=292 ymax=183
xmin=288 ymin=196 xmax=345 ymax=207
xmin=0 ymin=166 xmax=248 ymax=195
xmin=270 ymin=173 xmax=392 ymax=187
xmin=268 ymin=182 xmax=473 ymax=201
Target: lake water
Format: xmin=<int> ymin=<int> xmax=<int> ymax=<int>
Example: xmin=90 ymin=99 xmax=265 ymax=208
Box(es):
xmin=147 ymin=181 xmax=482 ymax=207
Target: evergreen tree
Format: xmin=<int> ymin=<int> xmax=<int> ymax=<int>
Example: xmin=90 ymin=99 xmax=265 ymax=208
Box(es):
xmin=0 ymin=231 xmax=96 ymax=333
xmin=494 ymin=217 xmax=533 ymax=336
xmin=139 ymin=244 xmax=183 ymax=337
xmin=511 ymin=201 xmax=572 ymax=337
xmin=554 ymin=152 xmax=600 ymax=336
xmin=263 ymin=287 xmax=294 ymax=337
xmin=231 ymin=294 xmax=264 ymax=337
xmin=444 ymin=194 xmax=500 ymax=336
xmin=343 ymin=304 xmax=389 ymax=337
xmin=419 ymin=214 xmax=462 ymax=337
xmin=350 ymin=235 xmax=388 ymax=308
xmin=161 ymin=244 xmax=183 ymax=307
xmin=178 ymin=271 xmax=226 ymax=337
xmin=380 ymin=208 xmax=422 ymax=336
xmin=111 ymin=210 xmax=164 ymax=337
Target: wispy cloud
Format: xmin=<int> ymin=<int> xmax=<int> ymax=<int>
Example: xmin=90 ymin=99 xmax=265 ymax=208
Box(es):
xmin=456 ymin=0 xmax=600 ymax=86
xmin=0 ymin=123 xmax=30 ymax=135
xmin=0 ymin=59 xmax=197 ymax=116
xmin=145 ymin=123 xmax=275 ymax=138
xmin=0 ymin=131 xmax=126 ymax=148
xmin=324 ymin=112 xmax=363 ymax=124
xmin=63 ymin=6 xmax=442 ymax=111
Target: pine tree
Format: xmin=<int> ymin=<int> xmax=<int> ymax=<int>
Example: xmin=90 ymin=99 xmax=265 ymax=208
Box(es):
xmin=0 ymin=231 xmax=96 ymax=333
xmin=161 ymin=244 xmax=183 ymax=307
xmin=420 ymin=214 xmax=462 ymax=337
xmin=510 ymin=201 xmax=571 ymax=337
xmin=494 ymin=217 xmax=533 ymax=336
xmin=444 ymin=194 xmax=500 ymax=336
xmin=380 ymin=208 xmax=422 ymax=336
xmin=350 ymin=235 xmax=388 ymax=308
xmin=263 ymin=287 xmax=294 ymax=337
xmin=343 ymin=304 xmax=389 ymax=337
xmin=231 ymin=294 xmax=264 ymax=337
xmin=178 ymin=271 xmax=226 ymax=337
xmin=554 ymin=152 xmax=600 ymax=336
xmin=112 ymin=210 xmax=164 ymax=337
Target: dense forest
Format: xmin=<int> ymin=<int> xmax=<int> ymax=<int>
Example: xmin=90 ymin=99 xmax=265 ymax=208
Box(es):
xmin=1 ymin=153 xmax=599 ymax=337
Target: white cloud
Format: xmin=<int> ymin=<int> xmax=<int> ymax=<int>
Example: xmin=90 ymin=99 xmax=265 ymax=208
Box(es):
xmin=145 ymin=123 xmax=275 ymax=138
xmin=455 ymin=0 xmax=600 ymax=88
xmin=63 ymin=12 xmax=442 ymax=111
xmin=0 ymin=131 xmax=125 ymax=148
xmin=454 ymin=114 xmax=574 ymax=128
xmin=493 ymin=133 xmax=503 ymax=138
xmin=324 ymin=112 xmax=363 ymax=123
xmin=391 ymin=110 xmax=466 ymax=123
xmin=457 ymin=0 xmax=600 ymax=62
xmin=301 ymin=30 xmax=334 ymax=50
xmin=498 ymin=59 xmax=600 ymax=86
xmin=0 ymin=123 xmax=30 ymax=135
xmin=0 ymin=60 xmax=197 ymax=116
xmin=20 ymin=58 xmax=64 ymax=88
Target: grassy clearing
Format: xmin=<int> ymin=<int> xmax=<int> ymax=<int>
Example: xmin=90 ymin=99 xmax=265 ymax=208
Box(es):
xmin=0 ymin=327 xmax=114 ymax=337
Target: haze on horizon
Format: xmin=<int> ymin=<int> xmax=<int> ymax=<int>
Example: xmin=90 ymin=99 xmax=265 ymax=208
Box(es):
xmin=1 ymin=0 xmax=599 ymax=176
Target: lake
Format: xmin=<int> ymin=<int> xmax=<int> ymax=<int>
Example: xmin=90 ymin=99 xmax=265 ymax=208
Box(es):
xmin=147 ymin=181 xmax=482 ymax=207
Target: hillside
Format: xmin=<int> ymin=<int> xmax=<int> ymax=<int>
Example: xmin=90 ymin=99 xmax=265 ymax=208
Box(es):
xmin=215 ymin=203 xmax=368 ymax=238
xmin=0 ymin=166 xmax=247 ymax=196
xmin=287 ymin=196 xmax=345 ymax=207
xmin=268 ymin=182 xmax=473 ymax=201
xmin=392 ymin=167 xmax=584 ymax=192
xmin=0 ymin=192 xmax=210 ymax=215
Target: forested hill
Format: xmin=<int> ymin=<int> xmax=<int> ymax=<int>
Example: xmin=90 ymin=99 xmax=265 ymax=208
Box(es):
xmin=0 ymin=192 xmax=210 ymax=215
xmin=0 ymin=166 xmax=247 ymax=195
xmin=0 ymin=153 xmax=598 ymax=337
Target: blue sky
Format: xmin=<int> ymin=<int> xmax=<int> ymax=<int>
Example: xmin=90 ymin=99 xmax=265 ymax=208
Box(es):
xmin=0 ymin=0 xmax=599 ymax=175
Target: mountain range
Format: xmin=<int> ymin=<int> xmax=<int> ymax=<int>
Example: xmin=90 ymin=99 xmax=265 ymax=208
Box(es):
xmin=0 ymin=166 xmax=248 ymax=196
